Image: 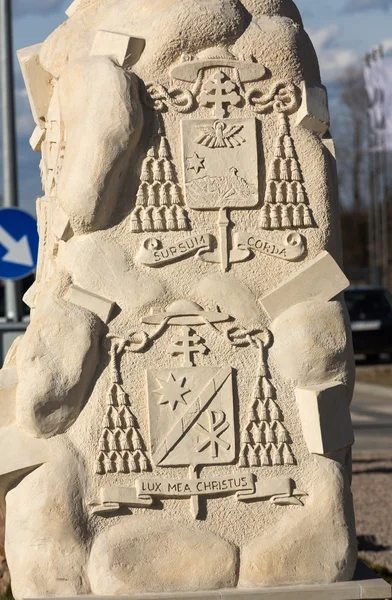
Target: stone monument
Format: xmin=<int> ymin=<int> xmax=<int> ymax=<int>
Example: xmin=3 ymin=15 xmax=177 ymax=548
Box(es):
xmin=0 ymin=0 xmax=365 ymax=598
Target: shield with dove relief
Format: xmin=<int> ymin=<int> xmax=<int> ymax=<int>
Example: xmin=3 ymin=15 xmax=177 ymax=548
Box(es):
xmin=181 ymin=117 xmax=259 ymax=271
xmin=181 ymin=117 xmax=259 ymax=211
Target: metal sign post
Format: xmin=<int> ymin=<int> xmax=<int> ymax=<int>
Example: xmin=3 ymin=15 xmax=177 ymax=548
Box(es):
xmin=0 ymin=0 xmax=22 ymax=321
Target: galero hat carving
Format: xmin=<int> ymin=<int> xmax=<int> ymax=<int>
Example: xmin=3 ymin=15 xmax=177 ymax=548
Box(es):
xmin=170 ymin=47 xmax=266 ymax=83
xmin=141 ymin=299 xmax=231 ymax=326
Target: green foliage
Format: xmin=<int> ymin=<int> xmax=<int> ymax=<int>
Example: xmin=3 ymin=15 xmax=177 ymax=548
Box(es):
xmin=0 ymin=585 xmax=13 ymax=600
xmin=361 ymin=558 xmax=392 ymax=584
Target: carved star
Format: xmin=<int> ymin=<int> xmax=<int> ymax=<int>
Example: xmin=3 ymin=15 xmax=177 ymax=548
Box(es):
xmin=155 ymin=373 xmax=190 ymax=411
xmin=186 ymin=152 xmax=206 ymax=174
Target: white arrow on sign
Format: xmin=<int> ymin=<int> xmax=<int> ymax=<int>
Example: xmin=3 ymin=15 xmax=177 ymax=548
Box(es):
xmin=0 ymin=225 xmax=34 ymax=267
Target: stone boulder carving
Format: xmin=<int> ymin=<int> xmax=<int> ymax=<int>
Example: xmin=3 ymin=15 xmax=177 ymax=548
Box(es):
xmin=0 ymin=0 xmax=357 ymax=598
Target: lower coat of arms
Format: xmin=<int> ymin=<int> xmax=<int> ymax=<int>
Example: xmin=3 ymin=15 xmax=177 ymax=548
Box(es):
xmin=147 ymin=365 xmax=235 ymax=468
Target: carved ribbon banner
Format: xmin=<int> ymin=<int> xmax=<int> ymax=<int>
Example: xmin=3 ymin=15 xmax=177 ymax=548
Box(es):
xmin=90 ymin=486 xmax=154 ymax=514
xmin=91 ymin=476 xmax=306 ymax=514
xmin=236 ymin=477 xmax=304 ymax=505
xmin=136 ymin=473 xmax=253 ymax=498
xmin=234 ymin=232 xmax=305 ymax=261
xmin=136 ymin=234 xmax=214 ymax=267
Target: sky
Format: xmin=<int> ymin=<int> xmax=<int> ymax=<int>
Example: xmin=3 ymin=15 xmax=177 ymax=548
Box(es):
xmin=2 ymin=0 xmax=392 ymax=214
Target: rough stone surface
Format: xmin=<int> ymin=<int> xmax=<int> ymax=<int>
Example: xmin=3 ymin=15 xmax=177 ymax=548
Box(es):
xmin=5 ymin=446 xmax=89 ymax=600
xmin=15 ymin=289 xmax=102 ymax=438
xmin=88 ymin=519 xmax=238 ymax=594
xmin=270 ymin=300 xmax=355 ymax=395
xmin=240 ymin=456 xmax=357 ymax=587
xmin=0 ymin=1 xmax=358 ymax=598
xmin=1 ymin=454 xmax=388 ymax=596
xmin=295 ymin=383 xmax=354 ymax=455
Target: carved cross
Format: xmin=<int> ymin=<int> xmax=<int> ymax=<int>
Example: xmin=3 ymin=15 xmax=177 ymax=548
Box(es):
xmin=168 ymin=327 xmax=207 ymax=367
xmin=199 ymin=71 xmax=242 ymax=119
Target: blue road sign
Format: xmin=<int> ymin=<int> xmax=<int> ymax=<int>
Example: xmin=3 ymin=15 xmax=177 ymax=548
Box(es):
xmin=0 ymin=208 xmax=39 ymax=280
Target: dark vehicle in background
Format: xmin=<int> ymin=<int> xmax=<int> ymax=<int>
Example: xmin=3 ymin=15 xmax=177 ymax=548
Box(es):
xmin=0 ymin=275 xmax=34 ymax=321
xmin=345 ymin=286 xmax=392 ymax=360
xmin=0 ymin=275 xmax=34 ymax=364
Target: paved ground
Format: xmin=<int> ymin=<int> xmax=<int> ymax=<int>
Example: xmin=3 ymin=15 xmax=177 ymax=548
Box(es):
xmin=350 ymin=378 xmax=392 ymax=572
xmin=352 ymin=452 xmax=392 ymax=571
xmin=355 ymin=363 xmax=392 ymax=387
xmin=351 ymin=381 xmax=392 ymax=451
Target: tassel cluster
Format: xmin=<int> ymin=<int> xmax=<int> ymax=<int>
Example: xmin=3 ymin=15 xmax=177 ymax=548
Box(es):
xmin=130 ymin=136 xmax=190 ymax=232
xmin=239 ymin=343 xmax=295 ymax=468
xmin=261 ymin=113 xmax=314 ymax=230
xmin=95 ymin=382 xmax=151 ymax=475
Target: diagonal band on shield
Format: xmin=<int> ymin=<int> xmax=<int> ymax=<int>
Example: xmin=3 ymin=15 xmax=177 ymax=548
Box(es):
xmin=153 ymin=366 xmax=232 ymax=466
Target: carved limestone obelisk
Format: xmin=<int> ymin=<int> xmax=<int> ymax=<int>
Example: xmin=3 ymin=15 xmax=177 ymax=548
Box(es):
xmin=0 ymin=1 xmax=358 ymax=598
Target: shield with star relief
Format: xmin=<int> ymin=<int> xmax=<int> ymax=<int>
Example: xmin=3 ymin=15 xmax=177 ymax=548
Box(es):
xmin=181 ymin=117 xmax=259 ymax=211
xmin=146 ymin=366 xmax=235 ymax=467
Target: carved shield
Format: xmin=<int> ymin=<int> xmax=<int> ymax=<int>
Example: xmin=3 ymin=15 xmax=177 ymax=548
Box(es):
xmin=181 ymin=118 xmax=259 ymax=210
xmin=147 ymin=366 xmax=235 ymax=467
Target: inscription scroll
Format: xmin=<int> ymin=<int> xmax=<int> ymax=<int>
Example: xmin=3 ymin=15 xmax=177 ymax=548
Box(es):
xmin=136 ymin=234 xmax=213 ymax=267
xmin=91 ymin=475 xmax=307 ymax=515
xmin=136 ymin=473 xmax=253 ymax=498
xmin=234 ymin=232 xmax=305 ymax=262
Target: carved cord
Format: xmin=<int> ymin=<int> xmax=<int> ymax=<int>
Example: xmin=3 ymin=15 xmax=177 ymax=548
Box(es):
xmin=144 ymin=83 xmax=195 ymax=113
xmin=95 ymin=339 xmax=152 ymax=475
xmin=245 ymin=81 xmax=300 ymax=114
xmin=226 ymin=328 xmax=296 ymax=468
